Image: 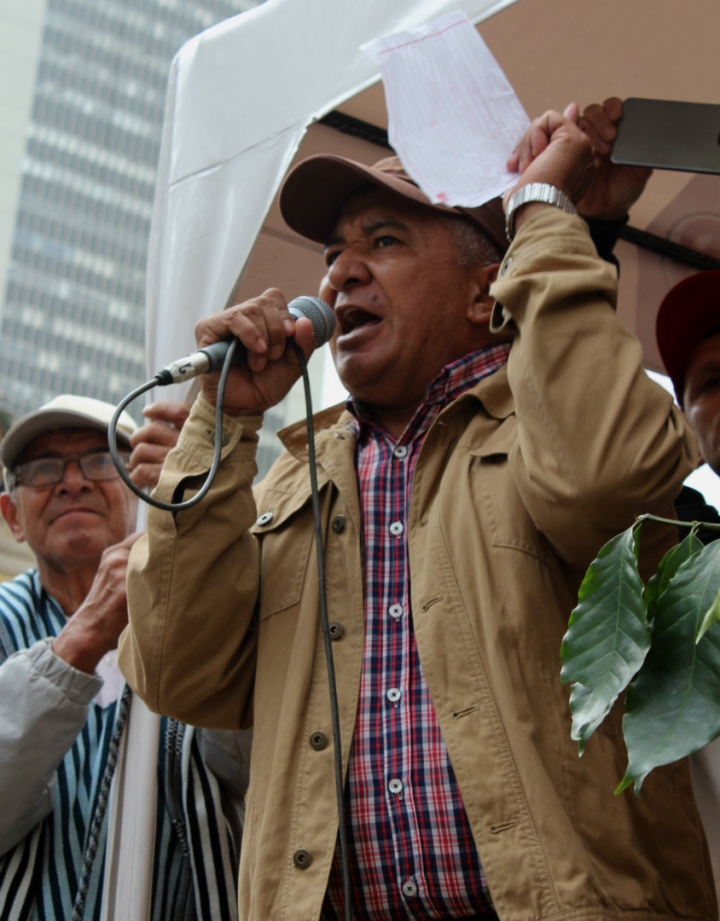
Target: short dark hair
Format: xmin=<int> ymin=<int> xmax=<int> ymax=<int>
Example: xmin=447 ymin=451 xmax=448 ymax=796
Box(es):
xmin=447 ymin=216 xmax=502 ymax=268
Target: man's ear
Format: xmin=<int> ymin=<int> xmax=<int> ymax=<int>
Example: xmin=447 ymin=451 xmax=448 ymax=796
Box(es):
xmin=467 ymin=263 xmax=500 ymax=326
xmin=1 ymin=492 xmax=26 ymax=544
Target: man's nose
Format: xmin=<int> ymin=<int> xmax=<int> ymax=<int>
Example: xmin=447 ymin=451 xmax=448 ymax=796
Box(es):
xmin=326 ymin=246 xmax=372 ymax=291
xmin=57 ymin=460 xmax=92 ymax=491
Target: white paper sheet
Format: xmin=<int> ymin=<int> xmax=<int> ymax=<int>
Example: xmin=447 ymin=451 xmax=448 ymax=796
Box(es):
xmin=362 ymin=10 xmax=530 ymax=207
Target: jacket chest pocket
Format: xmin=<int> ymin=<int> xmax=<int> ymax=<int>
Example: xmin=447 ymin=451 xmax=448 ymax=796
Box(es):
xmin=467 ymin=416 xmax=559 ymax=571
xmin=250 ymin=484 xmax=319 ymax=620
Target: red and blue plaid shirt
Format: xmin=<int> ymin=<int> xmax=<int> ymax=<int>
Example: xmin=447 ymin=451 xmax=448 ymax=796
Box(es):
xmin=324 ymin=342 xmax=511 ymax=921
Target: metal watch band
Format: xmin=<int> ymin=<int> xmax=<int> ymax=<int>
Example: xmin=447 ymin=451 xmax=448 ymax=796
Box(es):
xmin=504 ymin=182 xmax=578 ymax=242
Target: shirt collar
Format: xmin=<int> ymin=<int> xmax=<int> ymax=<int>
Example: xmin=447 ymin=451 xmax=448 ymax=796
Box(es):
xmin=346 ymin=342 xmax=511 ymax=441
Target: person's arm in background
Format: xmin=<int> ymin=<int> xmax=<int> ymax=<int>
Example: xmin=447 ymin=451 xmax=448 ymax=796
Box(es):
xmin=0 ymin=534 xmax=137 ymax=855
xmin=128 ymin=400 xmax=190 ymax=490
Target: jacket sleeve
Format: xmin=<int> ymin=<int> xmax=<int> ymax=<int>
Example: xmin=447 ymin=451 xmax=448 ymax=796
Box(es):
xmin=0 ymin=639 xmax=100 ymax=856
xmin=118 ymin=395 xmax=263 ymax=730
xmin=489 ymin=207 xmax=698 ymax=571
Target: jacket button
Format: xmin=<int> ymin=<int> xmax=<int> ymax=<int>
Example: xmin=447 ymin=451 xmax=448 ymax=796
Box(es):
xmin=255 ymin=511 xmax=273 ymax=526
xmin=328 ymin=622 xmax=344 ymax=640
xmin=309 ymin=731 xmax=327 ymax=751
xmin=210 ymin=428 xmax=230 ymax=446
xmin=331 ymin=514 xmax=345 ymax=533
xmin=293 ymin=849 xmax=312 ymax=870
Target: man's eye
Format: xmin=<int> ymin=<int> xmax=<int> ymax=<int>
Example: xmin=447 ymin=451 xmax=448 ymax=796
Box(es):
xmin=324 ymin=250 xmax=341 ymax=267
xmin=699 ymin=376 xmax=720 ymax=394
xmin=375 ymin=234 xmax=398 ymax=248
xmin=33 ymin=459 xmax=61 ymax=475
xmin=85 ymin=453 xmax=114 ymax=472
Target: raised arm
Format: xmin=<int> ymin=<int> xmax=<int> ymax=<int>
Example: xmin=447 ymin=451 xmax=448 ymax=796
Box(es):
xmin=495 ymin=105 xmax=696 ymax=570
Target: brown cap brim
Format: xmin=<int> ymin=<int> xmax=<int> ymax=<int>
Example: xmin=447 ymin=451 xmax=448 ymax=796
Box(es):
xmin=279 ymin=154 xmax=507 ymax=259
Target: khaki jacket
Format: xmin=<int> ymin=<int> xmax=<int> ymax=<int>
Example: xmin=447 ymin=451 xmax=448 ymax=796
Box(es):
xmin=120 ymin=210 xmax=715 ymax=921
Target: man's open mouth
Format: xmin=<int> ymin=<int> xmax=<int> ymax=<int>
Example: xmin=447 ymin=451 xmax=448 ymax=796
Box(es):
xmin=338 ymin=307 xmax=382 ymax=335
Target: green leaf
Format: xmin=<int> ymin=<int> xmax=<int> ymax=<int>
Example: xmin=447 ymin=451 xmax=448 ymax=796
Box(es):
xmin=644 ymin=532 xmax=703 ymax=621
xmin=697 ymin=588 xmax=720 ymax=643
xmin=561 ymin=524 xmax=649 ymax=753
xmin=617 ymin=541 xmax=720 ymax=795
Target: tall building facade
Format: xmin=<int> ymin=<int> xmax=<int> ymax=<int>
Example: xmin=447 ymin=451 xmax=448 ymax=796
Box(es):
xmin=0 ymin=0 xmax=263 ymax=421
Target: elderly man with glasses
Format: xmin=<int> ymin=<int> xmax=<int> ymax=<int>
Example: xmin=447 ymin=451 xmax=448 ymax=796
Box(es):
xmin=0 ymin=394 xmax=248 ymax=921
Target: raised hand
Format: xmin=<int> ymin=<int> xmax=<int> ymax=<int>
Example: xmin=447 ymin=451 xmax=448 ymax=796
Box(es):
xmin=506 ymin=103 xmax=596 ymax=219
xmin=576 ymin=97 xmax=652 ymax=219
xmin=51 ymin=532 xmax=142 ymax=673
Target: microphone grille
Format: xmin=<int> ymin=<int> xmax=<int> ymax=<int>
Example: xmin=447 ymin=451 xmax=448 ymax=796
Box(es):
xmin=287 ymin=296 xmax=336 ymax=346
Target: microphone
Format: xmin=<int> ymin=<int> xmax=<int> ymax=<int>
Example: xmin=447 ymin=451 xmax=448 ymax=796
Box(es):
xmin=154 ymin=296 xmax=336 ymax=386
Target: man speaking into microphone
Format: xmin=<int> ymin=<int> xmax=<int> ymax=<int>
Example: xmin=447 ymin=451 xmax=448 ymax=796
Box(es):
xmin=119 ymin=100 xmax=716 ymax=921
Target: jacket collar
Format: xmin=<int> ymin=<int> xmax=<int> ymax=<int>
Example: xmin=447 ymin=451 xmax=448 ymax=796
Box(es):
xmin=458 ymin=362 xmax=514 ymax=421
xmin=278 ymin=402 xmax=353 ymax=464
xmin=277 ymin=361 xmax=514 ymax=463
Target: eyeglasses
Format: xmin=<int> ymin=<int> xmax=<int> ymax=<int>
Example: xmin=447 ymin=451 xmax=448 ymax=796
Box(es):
xmin=11 ymin=451 xmax=129 ymax=489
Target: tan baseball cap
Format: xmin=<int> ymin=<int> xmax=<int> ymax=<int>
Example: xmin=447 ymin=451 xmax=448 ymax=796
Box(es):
xmin=1 ymin=394 xmax=137 ymax=472
xmin=279 ymin=154 xmax=508 ymax=259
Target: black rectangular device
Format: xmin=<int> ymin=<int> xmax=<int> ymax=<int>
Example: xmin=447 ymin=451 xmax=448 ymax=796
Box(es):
xmin=611 ymin=98 xmax=720 ymax=175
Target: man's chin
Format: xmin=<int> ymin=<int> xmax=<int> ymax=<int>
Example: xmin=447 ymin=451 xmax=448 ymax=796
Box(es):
xmin=49 ymin=525 xmax=111 ymax=559
xmin=334 ymin=356 xmax=387 ymax=403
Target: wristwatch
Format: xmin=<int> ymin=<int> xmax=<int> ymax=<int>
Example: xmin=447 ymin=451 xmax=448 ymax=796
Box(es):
xmin=504 ymin=182 xmax=578 ymax=242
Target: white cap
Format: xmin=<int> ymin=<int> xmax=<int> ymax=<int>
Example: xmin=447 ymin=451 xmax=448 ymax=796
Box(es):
xmin=1 ymin=395 xmax=137 ymax=472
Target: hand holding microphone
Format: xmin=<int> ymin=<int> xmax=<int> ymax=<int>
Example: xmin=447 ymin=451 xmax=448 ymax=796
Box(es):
xmin=109 ymin=290 xmax=335 ymax=511
xmin=173 ymin=289 xmax=335 ymax=417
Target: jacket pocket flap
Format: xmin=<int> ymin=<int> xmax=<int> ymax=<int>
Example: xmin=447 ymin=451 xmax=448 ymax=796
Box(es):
xmin=250 ymin=469 xmax=330 ymax=535
xmin=466 ymin=415 xmax=517 ymax=459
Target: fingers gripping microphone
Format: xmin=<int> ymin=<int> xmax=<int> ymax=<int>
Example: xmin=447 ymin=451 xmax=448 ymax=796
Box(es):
xmin=154 ymin=296 xmax=336 ymax=386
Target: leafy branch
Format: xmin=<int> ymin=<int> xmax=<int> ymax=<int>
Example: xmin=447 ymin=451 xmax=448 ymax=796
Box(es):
xmin=560 ymin=514 xmax=720 ymax=794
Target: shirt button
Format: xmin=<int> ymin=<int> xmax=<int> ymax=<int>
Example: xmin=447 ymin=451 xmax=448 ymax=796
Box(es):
xmin=389 ymin=521 xmax=404 ymax=536
xmin=255 ymin=511 xmax=273 ymax=526
xmin=386 ymin=688 xmax=402 ymax=703
xmin=388 ymin=604 xmax=403 ymax=620
xmin=388 ymin=778 xmax=403 ymax=794
xmin=393 ymin=445 xmax=408 ymax=458
xmin=402 ymin=880 xmax=418 ymax=897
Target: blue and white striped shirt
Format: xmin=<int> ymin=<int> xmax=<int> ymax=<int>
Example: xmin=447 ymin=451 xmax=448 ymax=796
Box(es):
xmin=0 ymin=569 xmax=238 ymax=921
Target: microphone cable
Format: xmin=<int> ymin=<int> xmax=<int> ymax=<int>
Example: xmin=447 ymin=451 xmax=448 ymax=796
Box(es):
xmin=109 ymin=328 xmax=354 ymax=921
xmin=296 ymin=341 xmax=352 ymax=921
xmin=108 ymin=337 xmax=238 ymax=512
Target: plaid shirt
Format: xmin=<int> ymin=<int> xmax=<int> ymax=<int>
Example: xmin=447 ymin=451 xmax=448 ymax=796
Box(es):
xmin=324 ymin=343 xmax=511 ymax=921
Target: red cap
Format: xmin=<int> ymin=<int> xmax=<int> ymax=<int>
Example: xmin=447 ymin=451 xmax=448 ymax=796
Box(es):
xmin=655 ymin=270 xmax=720 ymax=402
